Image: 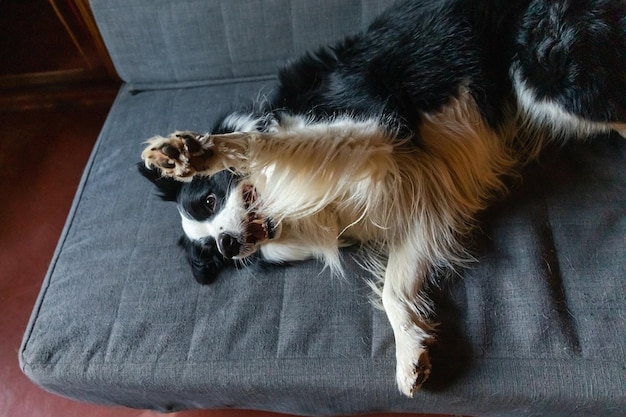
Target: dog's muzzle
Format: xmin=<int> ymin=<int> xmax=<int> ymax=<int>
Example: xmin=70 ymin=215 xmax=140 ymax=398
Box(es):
xmin=215 ymin=184 xmax=277 ymax=259
xmin=217 ymin=233 xmax=243 ymax=259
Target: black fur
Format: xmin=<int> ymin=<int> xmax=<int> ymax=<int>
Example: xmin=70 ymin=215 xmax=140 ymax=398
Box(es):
xmin=137 ymin=163 xmax=181 ymax=202
xmin=138 ymin=165 xmax=236 ymax=284
xmin=273 ymin=0 xmax=530 ymax=135
xmin=513 ymin=0 xmax=626 ymax=121
xmin=140 ymin=0 xmax=625 ymax=284
xmin=178 ymin=235 xmax=229 ymax=285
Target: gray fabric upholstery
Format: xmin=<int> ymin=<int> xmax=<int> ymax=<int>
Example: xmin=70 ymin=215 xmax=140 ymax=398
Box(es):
xmin=91 ymin=0 xmax=393 ymax=88
xmin=20 ymin=0 xmax=626 ymax=416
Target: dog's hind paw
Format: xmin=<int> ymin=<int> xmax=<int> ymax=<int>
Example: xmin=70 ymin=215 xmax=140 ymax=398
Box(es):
xmin=396 ymin=347 xmax=431 ymax=397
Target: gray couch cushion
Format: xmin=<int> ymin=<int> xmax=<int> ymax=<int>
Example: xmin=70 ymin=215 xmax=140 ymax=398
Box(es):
xmin=91 ymin=0 xmax=393 ymax=87
xmin=20 ymin=0 xmax=626 ymax=415
xmin=20 ymin=80 xmax=626 ymax=416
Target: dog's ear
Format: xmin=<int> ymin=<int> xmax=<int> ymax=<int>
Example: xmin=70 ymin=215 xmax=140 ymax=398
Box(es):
xmin=137 ymin=162 xmax=181 ymax=202
xmin=178 ymin=236 xmax=232 ymax=285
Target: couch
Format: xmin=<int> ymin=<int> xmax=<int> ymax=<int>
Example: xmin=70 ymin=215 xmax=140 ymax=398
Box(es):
xmin=19 ymin=0 xmax=626 ymax=415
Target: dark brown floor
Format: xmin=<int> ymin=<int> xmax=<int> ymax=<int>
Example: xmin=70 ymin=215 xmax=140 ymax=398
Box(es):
xmin=0 ymin=96 xmax=456 ymax=417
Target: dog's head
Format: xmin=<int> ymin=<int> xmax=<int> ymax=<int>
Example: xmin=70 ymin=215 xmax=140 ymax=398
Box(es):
xmin=139 ymin=165 xmax=278 ymax=284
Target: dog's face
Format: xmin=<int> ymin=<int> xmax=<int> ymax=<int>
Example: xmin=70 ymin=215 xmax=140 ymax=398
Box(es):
xmin=177 ymin=171 xmax=277 ymax=260
xmin=139 ymin=166 xmax=278 ymax=284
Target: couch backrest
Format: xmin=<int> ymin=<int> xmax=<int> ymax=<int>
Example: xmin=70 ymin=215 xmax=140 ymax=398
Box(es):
xmin=90 ymin=0 xmax=394 ymax=89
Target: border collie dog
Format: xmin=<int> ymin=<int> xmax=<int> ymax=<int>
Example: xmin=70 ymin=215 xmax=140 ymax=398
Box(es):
xmin=139 ymin=0 xmax=625 ymax=396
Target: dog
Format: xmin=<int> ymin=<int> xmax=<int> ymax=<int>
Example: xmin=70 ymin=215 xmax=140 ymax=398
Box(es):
xmin=139 ymin=0 xmax=625 ymax=397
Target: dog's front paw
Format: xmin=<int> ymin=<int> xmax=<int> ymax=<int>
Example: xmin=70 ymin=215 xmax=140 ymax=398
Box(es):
xmin=396 ymin=345 xmax=431 ymax=397
xmin=142 ymin=131 xmax=211 ymax=180
xmin=142 ymin=131 xmax=253 ymax=180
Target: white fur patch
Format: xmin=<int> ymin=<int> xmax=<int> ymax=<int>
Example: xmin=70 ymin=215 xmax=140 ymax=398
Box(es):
xmin=179 ymin=187 xmax=248 ymax=255
xmin=180 ymin=215 xmax=217 ymax=241
xmin=221 ymin=113 xmax=278 ymax=133
xmin=259 ymin=240 xmax=317 ymax=263
xmin=512 ymin=67 xmax=616 ymax=138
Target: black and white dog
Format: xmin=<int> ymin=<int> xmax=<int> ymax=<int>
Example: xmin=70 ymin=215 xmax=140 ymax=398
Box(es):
xmin=139 ymin=0 xmax=625 ymax=396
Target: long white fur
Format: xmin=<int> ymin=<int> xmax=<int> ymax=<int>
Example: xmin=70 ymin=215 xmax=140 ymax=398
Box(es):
xmin=142 ymin=88 xmax=519 ymax=396
xmin=511 ymin=66 xmax=626 ymax=141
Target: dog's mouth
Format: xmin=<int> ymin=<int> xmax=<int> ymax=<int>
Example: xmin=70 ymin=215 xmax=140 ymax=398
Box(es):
xmin=242 ymin=184 xmax=276 ymax=247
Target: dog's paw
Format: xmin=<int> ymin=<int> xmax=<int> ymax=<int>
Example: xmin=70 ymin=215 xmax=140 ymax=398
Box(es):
xmin=396 ymin=346 xmax=431 ymax=397
xmin=142 ymin=131 xmax=253 ymax=180
xmin=142 ymin=131 xmax=210 ymax=180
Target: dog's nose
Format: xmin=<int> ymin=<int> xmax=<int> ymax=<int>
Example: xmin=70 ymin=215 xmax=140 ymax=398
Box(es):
xmin=218 ymin=233 xmax=242 ymax=259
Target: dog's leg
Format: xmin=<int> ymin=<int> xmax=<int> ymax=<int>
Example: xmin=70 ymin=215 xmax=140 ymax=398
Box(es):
xmin=142 ymin=121 xmax=395 ymax=193
xmin=142 ymin=131 xmax=250 ymax=180
xmin=382 ymin=239 xmax=436 ymax=398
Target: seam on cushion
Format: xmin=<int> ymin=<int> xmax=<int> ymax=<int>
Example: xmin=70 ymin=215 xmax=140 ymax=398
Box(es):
xmin=369 ymin=299 xmax=378 ymax=360
xmin=274 ymin=266 xmax=288 ymax=360
xmin=127 ymin=75 xmax=278 ymax=94
xmin=184 ymin=283 xmax=203 ymax=362
xmin=101 ymin=193 xmax=152 ymax=361
xmin=101 ymin=87 xmax=188 ymax=362
xmin=531 ymin=189 xmax=582 ymax=356
xmin=25 ymin=354 xmax=626 ymax=367
xmin=18 ymin=86 xmax=128 ymax=370
xmin=288 ymin=0 xmax=295 ymax=58
xmin=102 ymin=88 xmax=176 ymax=362
xmin=219 ymin=0 xmax=235 ymax=80
xmin=156 ymin=6 xmax=178 ymax=84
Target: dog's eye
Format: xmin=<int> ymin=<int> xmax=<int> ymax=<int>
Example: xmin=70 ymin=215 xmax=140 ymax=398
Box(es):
xmin=205 ymin=194 xmax=217 ymax=213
